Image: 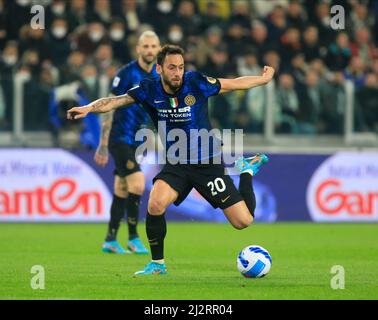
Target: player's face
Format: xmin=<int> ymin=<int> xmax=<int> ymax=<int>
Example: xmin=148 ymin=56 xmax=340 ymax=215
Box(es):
xmin=159 ymin=54 xmax=185 ymax=91
xmin=137 ymin=37 xmax=161 ymax=64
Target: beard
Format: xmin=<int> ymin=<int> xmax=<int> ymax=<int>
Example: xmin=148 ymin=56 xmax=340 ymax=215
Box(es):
xmin=161 ymin=74 xmax=182 ymax=92
xmin=141 ymin=54 xmax=155 ymax=65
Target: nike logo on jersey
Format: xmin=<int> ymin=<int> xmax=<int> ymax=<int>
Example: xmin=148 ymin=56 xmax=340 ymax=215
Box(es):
xmin=221 ymin=195 xmax=231 ymax=203
xmin=154 ymin=100 xmax=165 ymax=103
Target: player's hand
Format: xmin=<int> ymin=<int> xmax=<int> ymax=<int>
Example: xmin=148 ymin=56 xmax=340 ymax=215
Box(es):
xmin=262 ymin=66 xmax=275 ymax=83
xmin=67 ymin=105 xmax=92 ymax=120
xmin=94 ymin=145 xmax=109 ymax=167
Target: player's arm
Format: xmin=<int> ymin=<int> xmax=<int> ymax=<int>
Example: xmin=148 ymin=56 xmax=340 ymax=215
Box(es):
xmin=67 ymin=93 xmax=136 ymax=120
xmin=218 ymin=66 xmax=275 ymax=94
xmin=94 ymin=94 xmax=115 ymax=167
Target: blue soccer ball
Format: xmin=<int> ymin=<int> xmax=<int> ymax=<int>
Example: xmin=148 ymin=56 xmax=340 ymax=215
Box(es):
xmin=237 ymin=245 xmax=272 ymax=278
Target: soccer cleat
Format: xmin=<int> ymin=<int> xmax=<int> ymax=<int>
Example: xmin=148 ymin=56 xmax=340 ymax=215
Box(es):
xmin=134 ymin=262 xmax=167 ymax=276
xmin=235 ymin=153 xmax=269 ymax=176
xmin=127 ymin=237 xmax=149 ymax=254
xmin=102 ymin=240 xmax=129 ymax=254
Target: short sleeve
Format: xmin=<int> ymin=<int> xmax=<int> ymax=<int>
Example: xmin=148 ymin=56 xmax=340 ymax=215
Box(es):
xmin=127 ymin=83 xmax=147 ymax=104
xmin=110 ymin=70 xmax=129 ymax=96
xmin=191 ymin=72 xmax=221 ymax=98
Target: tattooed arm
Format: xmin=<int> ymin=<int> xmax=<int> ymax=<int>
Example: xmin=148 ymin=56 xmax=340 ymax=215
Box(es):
xmin=93 ymin=95 xmax=115 ymax=167
xmin=67 ymin=93 xmax=136 ymax=120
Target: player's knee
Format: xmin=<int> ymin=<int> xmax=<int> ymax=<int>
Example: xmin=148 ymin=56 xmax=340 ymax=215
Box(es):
xmin=148 ymin=197 xmax=167 ymax=215
xmin=114 ymin=187 xmax=128 ymax=198
xmin=233 ymin=215 xmax=253 ymax=230
xmin=128 ymin=183 xmax=145 ymax=196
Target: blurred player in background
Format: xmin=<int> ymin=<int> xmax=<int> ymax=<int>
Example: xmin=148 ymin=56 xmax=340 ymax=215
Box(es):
xmin=68 ymin=45 xmax=275 ymax=275
xmin=94 ymin=31 xmax=161 ymax=255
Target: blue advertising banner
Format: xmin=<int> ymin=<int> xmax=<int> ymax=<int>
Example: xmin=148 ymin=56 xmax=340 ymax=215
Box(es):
xmin=73 ymin=151 xmax=327 ymax=222
xmin=1 ymin=149 xmax=377 ymax=222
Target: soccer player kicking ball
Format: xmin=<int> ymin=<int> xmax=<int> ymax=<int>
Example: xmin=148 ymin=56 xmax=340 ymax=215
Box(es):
xmin=94 ymin=31 xmax=161 ymax=255
xmin=67 ymin=45 xmax=275 ymax=275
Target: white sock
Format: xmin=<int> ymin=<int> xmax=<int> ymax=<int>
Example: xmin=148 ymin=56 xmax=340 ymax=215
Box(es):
xmin=152 ymin=259 xmax=165 ymax=265
xmin=243 ymin=169 xmax=254 ymax=176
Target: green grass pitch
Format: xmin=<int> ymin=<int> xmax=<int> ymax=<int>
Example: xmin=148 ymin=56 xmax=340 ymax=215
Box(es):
xmin=0 ymin=223 xmax=377 ymax=300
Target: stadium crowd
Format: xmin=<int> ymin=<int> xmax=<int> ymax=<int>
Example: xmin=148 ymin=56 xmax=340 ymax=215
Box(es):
xmin=0 ymin=0 xmax=377 ymax=146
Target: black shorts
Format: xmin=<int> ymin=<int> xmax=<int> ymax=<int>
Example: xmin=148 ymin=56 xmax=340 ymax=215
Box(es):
xmin=153 ymin=163 xmax=243 ymax=210
xmin=109 ymin=143 xmax=141 ymax=178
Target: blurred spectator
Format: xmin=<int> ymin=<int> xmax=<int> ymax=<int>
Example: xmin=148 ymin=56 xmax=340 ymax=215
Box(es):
xmin=202 ymin=45 xmax=236 ymax=78
xmin=251 ymin=0 xmax=289 ymax=18
xmin=73 ymin=22 xmax=107 ymax=55
xmin=320 ymin=71 xmax=346 ymax=134
xmin=286 ymin=0 xmax=307 ymax=29
xmin=166 ymin=24 xmax=185 ymax=47
xmin=237 ymin=48 xmax=261 ymax=77
xmin=0 ymin=41 xmax=19 ymax=130
xmin=302 ymin=25 xmax=324 ymax=63
xmin=372 ymin=59 xmax=378 ymax=76
xmin=0 ymin=0 xmax=7 ymax=50
xmin=145 ymin=0 xmax=176 ymax=36
xmin=249 ymin=20 xmax=274 ymax=63
xmin=59 ymin=51 xmax=86 ymax=84
xmin=175 ymin=0 xmax=202 ymax=37
xmin=119 ymin=0 xmax=144 ymax=33
xmin=239 ymin=83 xmax=267 ymax=133
xmin=265 ymin=5 xmax=287 ymax=44
xmin=46 ymin=0 xmax=69 ymax=28
xmin=225 ymin=23 xmax=248 ymax=60
xmin=276 ymin=73 xmax=300 ymax=133
xmin=288 ymin=53 xmax=308 ymax=85
xmin=0 ymin=0 xmax=377 ymax=140
xmin=310 ymin=1 xmax=334 ymax=47
xmin=296 ymin=70 xmax=325 ymax=134
xmin=229 ymin=0 xmax=251 ymax=30
xmin=49 ymin=18 xmax=71 ymax=67
xmin=89 ymin=0 xmax=112 ymax=26
xmin=7 ymin=0 xmax=32 ymax=40
xmin=355 ymin=73 xmax=378 ymax=133
xmin=20 ymin=49 xmax=41 ymax=76
xmin=349 ymin=2 xmax=375 ymax=31
xmin=23 ymin=67 xmax=51 ymax=131
xmin=350 ymin=27 xmax=378 ymax=65
xmin=343 ymin=56 xmax=367 ymax=89
xmin=279 ymin=27 xmax=302 ymax=66
xmin=0 ymin=41 xmax=19 ymax=75
xmin=325 ymin=32 xmax=351 ymax=71
xmin=93 ymin=43 xmax=114 ymax=75
xmin=79 ymin=64 xmax=100 ymax=101
xmin=108 ymin=20 xmax=132 ymax=64
xmin=19 ymin=26 xmax=51 ymax=63
xmin=67 ymin=0 xmax=88 ymax=31
xmin=195 ymin=26 xmax=224 ymax=68
xmin=200 ymin=1 xmax=226 ymax=31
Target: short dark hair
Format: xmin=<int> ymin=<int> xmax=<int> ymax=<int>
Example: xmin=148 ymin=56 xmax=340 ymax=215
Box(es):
xmin=157 ymin=45 xmax=185 ymax=66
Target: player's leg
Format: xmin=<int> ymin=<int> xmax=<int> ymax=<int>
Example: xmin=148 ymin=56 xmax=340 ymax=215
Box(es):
xmin=147 ymin=179 xmax=178 ymax=257
xmin=223 ymin=201 xmax=254 ymax=230
xmin=135 ymin=166 xmax=192 ymax=275
xmin=102 ymin=175 xmax=129 ymax=254
xmin=124 ymin=171 xmax=148 ymax=254
xmin=222 ymin=153 xmax=270 ymax=227
xmin=134 ymin=180 xmax=178 ymax=275
xmin=193 ymin=168 xmax=254 ymax=230
xmin=234 ymin=153 xmax=269 ymax=219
